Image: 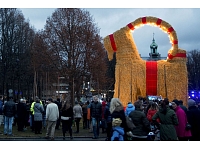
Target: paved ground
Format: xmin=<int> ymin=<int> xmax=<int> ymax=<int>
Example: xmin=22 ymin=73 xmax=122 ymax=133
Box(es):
xmin=0 ymin=136 xmax=106 ymax=141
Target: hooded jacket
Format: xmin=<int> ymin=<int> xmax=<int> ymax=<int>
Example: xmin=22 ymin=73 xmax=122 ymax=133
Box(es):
xmin=152 ymin=105 xmax=178 ymax=140
xmin=125 ymin=103 xmax=135 ymax=117
xmin=111 ymin=126 xmax=124 ymax=141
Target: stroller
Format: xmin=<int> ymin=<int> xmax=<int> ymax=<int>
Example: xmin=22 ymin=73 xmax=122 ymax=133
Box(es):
xmin=147 ymin=123 xmax=160 ymax=141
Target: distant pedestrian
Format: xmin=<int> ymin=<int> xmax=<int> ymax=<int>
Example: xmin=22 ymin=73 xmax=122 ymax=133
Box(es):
xmin=0 ymin=95 xmax=3 ymax=126
xmin=60 ymin=100 xmax=73 ymax=140
xmin=90 ymin=96 xmax=102 ymax=139
xmin=73 ymin=101 xmax=82 ymax=133
xmin=45 ymin=98 xmax=59 ymax=140
xmin=3 ymin=97 xmax=17 ymax=136
xmin=104 ymin=98 xmax=112 ymax=141
xmin=101 ymin=100 xmax=107 ymax=133
xmin=82 ymin=101 xmax=88 ymax=129
xmin=17 ymin=98 xmax=27 ymax=131
xmin=34 ymin=99 xmax=44 ymax=134
xmin=55 ymin=98 xmax=62 ymax=130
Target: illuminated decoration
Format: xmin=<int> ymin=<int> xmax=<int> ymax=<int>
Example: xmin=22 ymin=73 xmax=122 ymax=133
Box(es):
xmin=103 ymin=16 xmax=188 ymax=106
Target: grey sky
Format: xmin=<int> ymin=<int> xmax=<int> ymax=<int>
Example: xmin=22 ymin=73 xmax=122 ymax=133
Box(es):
xmin=20 ymin=8 xmax=200 ymax=57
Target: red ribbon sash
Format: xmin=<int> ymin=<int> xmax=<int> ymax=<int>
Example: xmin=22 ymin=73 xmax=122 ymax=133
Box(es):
xmin=146 ymin=61 xmax=157 ymax=96
xmin=109 ymin=34 xmax=117 ymax=52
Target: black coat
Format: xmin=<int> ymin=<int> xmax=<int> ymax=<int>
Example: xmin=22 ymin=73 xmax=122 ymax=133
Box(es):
xmin=187 ymin=106 xmax=200 ymax=141
xmin=17 ymin=102 xmax=27 ymax=119
xmin=129 ymin=108 xmax=151 ymax=136
xmin=3 ymin=100 xmax=17 ymax=117
xmin=111 ymin=105 xmax=128 ymax=132
xmin=90 ymin=101 xmax=102 ymax=119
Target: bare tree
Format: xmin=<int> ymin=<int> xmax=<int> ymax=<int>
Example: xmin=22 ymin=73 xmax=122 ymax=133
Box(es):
xmin=187 ymin=49 xmax=200 ymax=91
xmin=0 ymin=8 xmax=35 ymax=101
xmin=42 ymin=8 xmax=108 ymax=104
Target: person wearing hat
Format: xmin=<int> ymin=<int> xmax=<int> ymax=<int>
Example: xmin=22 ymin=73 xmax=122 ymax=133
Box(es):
xmin=125 ymin=102 xmax=135 ymax=117
xmin=187 ymin=99 xmax=200 ymax=140
xmin=111 ymin=118 xmax=124 ymax=141
xmin=171 ymin=99 xmax=191 ymax=141
xmin=73 ymin=101 xmax=82 ymax=133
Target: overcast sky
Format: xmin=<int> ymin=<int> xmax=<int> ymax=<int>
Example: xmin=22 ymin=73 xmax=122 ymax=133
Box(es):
xmin=13 ymin=1 xmax=200 ymax=57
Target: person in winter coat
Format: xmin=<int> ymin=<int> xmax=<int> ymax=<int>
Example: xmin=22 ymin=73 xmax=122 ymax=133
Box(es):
xmin=87 ymin=101 xmax=91 ymax=130
xmin=101 ymin=100 xmax=107 ymax=133
xmin=73 ymin=101 xmax=82 ymax=133
xmin=128 ymin=100 xmax=151 ymax=141
xmin=178 ymin=100 xmax=188 ymax=114
xmin=110 ymin=98 xmax=128 ymax=140
xmin=147 ymin=102 xmax=160 ymax=124
xmin=45 ymin=98 xmax=59 ymax=140
xmin=0 ymin=95 xmax=3 ymax=126
xmin=17 ymin=99 xmax=27 ymax=131
xmin=111 ymin=118 xmax=124 ymax=141
xmin=125 ymin=102 xmax=135 ymax=117
xmin=90 ymin=96 xmax=102 ymax=139
xmin=82 ymin=101 xmax=88 ymax=129
xmin=171 ymin=99 xmax=191 ymax=141
xmin=60 ymin=100 xmax=73 ymax=140
xmin=187 ymin=99 xmax=200 ymax=141
xmin=34 ymin=99 xmax=44 ymax=134
xmin=152 ymin=98 xmax=178 ymax=141
xmin=104 ymin=98 xmax=112 ymax=141
xmin=3 ymin=97 xmax=17 ymax=136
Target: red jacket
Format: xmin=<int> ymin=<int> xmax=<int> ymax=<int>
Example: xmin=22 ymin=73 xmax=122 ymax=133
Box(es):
xmin=147 ymin=109 xmax=160 ymax=123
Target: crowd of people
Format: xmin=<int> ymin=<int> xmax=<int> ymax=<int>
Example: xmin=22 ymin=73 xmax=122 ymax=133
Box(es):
xmin=0 ymin=94 xmax=200 ymax=141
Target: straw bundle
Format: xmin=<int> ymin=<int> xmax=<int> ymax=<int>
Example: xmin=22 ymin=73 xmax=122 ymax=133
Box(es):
xmin=103 ymin=16 xmax=188 ymax=106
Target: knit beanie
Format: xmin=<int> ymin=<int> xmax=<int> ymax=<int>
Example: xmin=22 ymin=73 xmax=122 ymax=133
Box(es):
xmin=188 ymin=99 xmax=196 ymax=107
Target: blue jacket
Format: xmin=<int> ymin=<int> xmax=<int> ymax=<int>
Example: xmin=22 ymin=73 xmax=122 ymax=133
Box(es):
xmin=111 ymin=126 xmax=124 ymax=141
xmin=125 ymin=103 xmax=135 ymax=117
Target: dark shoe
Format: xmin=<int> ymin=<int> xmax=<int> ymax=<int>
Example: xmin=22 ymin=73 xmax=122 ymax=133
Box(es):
xmin=4 ymin=133 xmax=7 ymax=135
xmin=63 ymin=137 xmax=65 ymax=140
xmin=38 ymin=132 xmax=42 ymax=134
xmin=50 ymin=137 xmax=54 ymax=141
xmin=8 ymin=134 xmax=14 ymax=136
xmin=45 ymin=136 xmax=49 ymax=139
xmin=70 ymin=136 xmax=73 ymax=139
xmin=92 ymin=136 xmax=97 ymax=139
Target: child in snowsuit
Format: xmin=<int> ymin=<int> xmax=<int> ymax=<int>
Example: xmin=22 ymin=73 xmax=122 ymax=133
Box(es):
xmin=111 ymin=118 xmax=124 ymax=141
